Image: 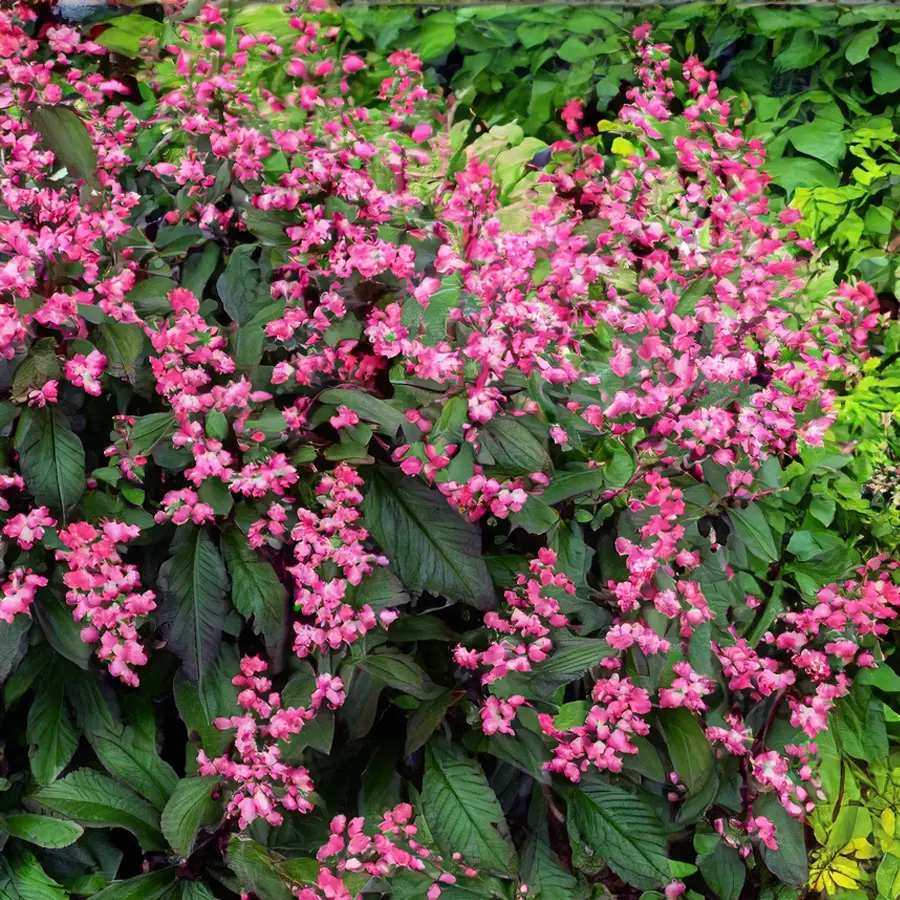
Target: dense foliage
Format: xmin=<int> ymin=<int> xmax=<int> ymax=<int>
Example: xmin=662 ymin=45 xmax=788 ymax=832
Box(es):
xmin=1 ymin=3 xmax=900 ymax=900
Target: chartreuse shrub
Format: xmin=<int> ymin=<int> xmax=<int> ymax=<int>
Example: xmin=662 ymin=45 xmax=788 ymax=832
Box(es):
xmin=345 ymin=4 xmax=900 ymax=297
xmin=0 ymin=3 xmax=900 ymax=900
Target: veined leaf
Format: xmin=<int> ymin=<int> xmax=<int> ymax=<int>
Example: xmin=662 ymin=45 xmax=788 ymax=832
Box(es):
xmin=35 ymin=768 xmax=165 ymax=852
xmin=26 ymin=666 xmax=79 ymax=785
xmin=0 ymin=814 xmax=83 ymax=849
xmin=478 ymin=416 xmax=549 ymax=475
xmin=422 ymin=740 xmax=517 ymax=877
xmin=728 ymin=503 xmax=779 ymax=563
xmin=567 ymin=780 xmax=671 ymax=890
xmin=30 ymin=105 xmax=99 ymax=188
xmin=318 ymin=388 xmax=407 ymax=436
xmin=157 ymin=526 xmax=230 ymax=701
xmin=161 ymin=777 xmax=222 ymax=858
xmin=358 ymin=653 xmax=443 ymax=700
xmin=363 ymin=466 xmax=494 ymax=608
xmin=15 ymin=407 xmax=86 ymax=517
xmin=89 ymin=868 xmax=179 ymax=900
xmin=221 ymin=526 xmax=286 ymax=657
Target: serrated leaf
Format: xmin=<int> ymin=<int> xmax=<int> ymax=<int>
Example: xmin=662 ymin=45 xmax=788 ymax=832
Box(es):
xmin=221 ymin=526 xmax=286 ymax=657
xmin=478 ymin=416 xmax=549 ymax=475
xmin=30 ymin=105 xmax=99 ymax=187
xmin=35 ymin=768 xmax=165 ymax=852
xmin=15 ymin=407 xmax=86 ymax=517
xmin=0 ymin=814 xmax=82 ymax=849
xmin=161 ymin=777 xmax=222 ymax=858
xmin=531 ymin=640 xmax=616 ymax=696
xmin=69 ymin=676 xmax=178 ymax=810
xmin=537 ymin=466 xmax=605 ymax=505
xmin=157 ymin=526 xmax=230 ymax=700
xmin=698 ymin=840 xmax=745 ymax=900
xmin=216 ymin=244 xmax=271 ymax=325
xmin=359 ymin=653 xmax=443 ymax=700
xmin=422 ymin=740 xmax=517 ymax=877
xmin=0 ymin=848 xmax=67 ymax=900
xmin=363 ymin=466 xmax=494 ymax=608
xmin=227 ymin=836 xmax=293 ymax=900
xmin=88 ymin=868 xmax=179 ymax=900
xmin=567 ymin=780 xmax=670 ymax=890
xmin=728 ymin=503 xmax=779 ymax=563
xmin=26 ymin=666 xmax=79 ymax=785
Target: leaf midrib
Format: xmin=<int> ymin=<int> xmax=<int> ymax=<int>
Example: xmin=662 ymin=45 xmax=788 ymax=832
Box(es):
xmin=377 ymin=470 xmax=481 ymax=593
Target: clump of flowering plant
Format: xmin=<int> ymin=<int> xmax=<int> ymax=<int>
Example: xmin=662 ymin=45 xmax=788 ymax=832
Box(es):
xmin=0 ymin=2 xmax=896 ymax=900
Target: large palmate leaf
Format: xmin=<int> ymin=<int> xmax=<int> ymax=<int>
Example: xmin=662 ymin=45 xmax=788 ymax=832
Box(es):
xmin=363 ymin=466 xmax=493 ymax=608
xmin=567 ymin=780 xmax=671 ymax=890
xmin=26 ymin=666 xmax=79 ymax=785
xmin=157 ymin=525 xmax=230 ymax=697
xmin=221 ymin=526 xmax=286 ymax=656
xmin=422 ymin=740 xmax=517 ymax=877
xmin=35 ymin=768 xmax=165 ymax=852
xmin=15 ymin=406 xmax=86 ymax=517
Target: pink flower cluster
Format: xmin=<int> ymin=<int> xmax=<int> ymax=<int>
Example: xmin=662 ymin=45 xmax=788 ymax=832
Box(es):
xmin=540 ymin=673 xmax=652 ymax=780
xmin=454 ymin=547 xmax=572 ymax=690
xmin=199 ymin=655 xmax=345 ymax=830
xmin=54 ymin=521 xmax=156 ymax=686
xmin=296 ymin=804 xmax=478 ymax=900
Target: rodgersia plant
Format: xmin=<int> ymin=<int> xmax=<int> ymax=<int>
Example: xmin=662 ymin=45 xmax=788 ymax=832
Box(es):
xmin=0 ymin=2 xmax=898 ymax=899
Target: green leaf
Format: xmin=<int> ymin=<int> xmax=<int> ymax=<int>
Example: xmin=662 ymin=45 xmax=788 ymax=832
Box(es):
xmin=478 ymin=416 xmax=550 ymax=475
xmin=698 ymin=841 xmax=745 ymax=900
xmin=423 ymin=740 xmax=518 ymax=877
xmin=764 ymin=157 xmax=840 ymax=193
xmin=161 ymin=777 xmax=222 ymax=858
xmin=318 ymin=388 xmax=407 ymax=436
xmin=129 ymin=412 xmax=176 ymax=457
xmin=414 ymin=13 xmax=456 ymax=60
xmin=221 ymin=526 xmax=286 ymax=657
xmin=567 ymin=780 xmax=671 ymax=890
xmin=871 ymin=48 xmax=900 ymax=94
xmin=98 ymin=323 xmax=147 ymax=381
xmin=509 ymin=495 xmax=559 ymax=535
xmin=659 ymin=708 xmax=717 ymax=821
xmin=728 ymin=503 xmax=779 ymax=563
xmin=35 ymin=768 xmax=165 ymax=852
xmin=30 ymin=105 xmax=99 ymax=188
xmin=88 ymin=868 xmax=179 ymax=900
xmin=787 ymin=121 xmax=846 ymax=168
xmin=786 ymin=529 xmax=846 ymax=561
xmin=755 ymin=793 xmax=808 ymax=885
xmin=0 ymin=814 xmax=83 ymax=849
xmin=774 ymin=30 xmax=828 ymax=71
xmin=405 ymin=692 xmax=457 ymax=756
xmin=69 ymin=678 xmax=178 ymax=811
xmin=227 ymin=836 xmax=293 ymax=900
xmin=359 ymin=653 xmax=443 ymax=700
xmin=181 ymin=244 xmax=220 ymax=298
xmin=15 ymin=407 xmax=86 ymax=516
xmin=846 ymin=25 xmax=881 ymax=63
xmin=157 ymin=526 xmax=230 ymax=696
xmin=0 ymin=614 xmax=30 ymax=686
xmin=33 ymin=588 xmax=93 ymax=669
xmin=537 ymin=466 xmax=605 ymax=505
xmin=531 ymin=640 xmax=616 ymax=696
xmin=26 ymin=666 xmax=79 ymax=785
xmin=363 ymin=466 xmax=494 ymax=608
xmin=0 ymin=849 xmax=67 ymax=900
xmin=216 ymin=244 xmax=271 ymax=325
